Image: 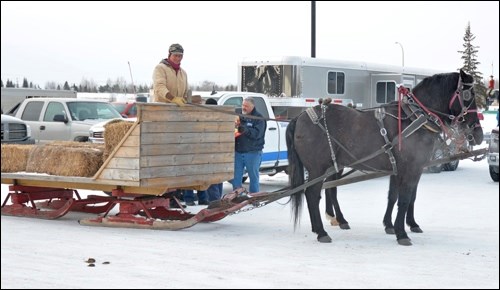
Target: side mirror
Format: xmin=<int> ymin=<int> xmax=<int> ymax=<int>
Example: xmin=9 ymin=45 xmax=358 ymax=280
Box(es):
xmin=53 ymin=114 xmax=68 ymax=123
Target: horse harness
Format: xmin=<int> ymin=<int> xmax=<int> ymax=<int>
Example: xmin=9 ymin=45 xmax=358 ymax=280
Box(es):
xmin=304 ymin=80 xmax=473 ymax=177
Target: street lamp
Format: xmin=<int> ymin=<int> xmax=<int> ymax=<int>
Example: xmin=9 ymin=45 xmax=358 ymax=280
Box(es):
xmin=395 ymin=42 xmax=404 ymax=68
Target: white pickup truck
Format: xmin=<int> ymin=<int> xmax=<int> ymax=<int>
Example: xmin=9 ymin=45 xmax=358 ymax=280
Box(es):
xmin=204 ymin=91 xmax=289 ymax=176
xmin=7 ymin=98 xmax=123 ymax=143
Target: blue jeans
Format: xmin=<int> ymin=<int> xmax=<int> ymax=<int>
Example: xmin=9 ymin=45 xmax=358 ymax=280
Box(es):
xmin=183 ymin=190 xmax=207 ymax=203
xmin=207 ymin=183 xmax=223 ymax=202
xmin=232 ymin=151 xmax=262 ymax=193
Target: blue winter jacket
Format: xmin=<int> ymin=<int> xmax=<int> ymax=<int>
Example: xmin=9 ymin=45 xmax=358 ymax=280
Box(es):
xmin=235 ymin=108 xmax=266 ymax=153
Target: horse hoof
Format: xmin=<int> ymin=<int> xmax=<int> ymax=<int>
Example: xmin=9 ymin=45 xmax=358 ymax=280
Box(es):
xmin=326 ymin=213 xmax=339 ymax=226
xmin=329 ymin=219 xmax=340 ymax=226
xmin=339 ymin=223 xmax=350 ymax=230
xmin=410 ymin=226 xmax=423 ymax=233
xmin=397 ymin=238 xmax=412 ymax=246
xmin=317 ymin=235 xmax=332 ymax=243
xmin=385 ymin=228 xmax=395 ymax=235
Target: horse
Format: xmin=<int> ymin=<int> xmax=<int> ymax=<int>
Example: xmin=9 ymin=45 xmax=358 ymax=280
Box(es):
xmin=286 ymin=69 xmax=483 ymax=245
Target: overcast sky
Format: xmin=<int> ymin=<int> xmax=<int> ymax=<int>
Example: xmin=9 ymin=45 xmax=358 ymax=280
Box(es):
xmin=1 ymin=1 xmax=499 ymax=89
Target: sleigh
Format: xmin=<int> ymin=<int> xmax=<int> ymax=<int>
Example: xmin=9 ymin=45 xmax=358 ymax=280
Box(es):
xmin=1 ymin=102 xmax=259 ymax=229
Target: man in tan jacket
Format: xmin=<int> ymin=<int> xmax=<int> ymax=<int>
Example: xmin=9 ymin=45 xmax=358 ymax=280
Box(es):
xmin=152 ymin=43 xmax=188 ymax=106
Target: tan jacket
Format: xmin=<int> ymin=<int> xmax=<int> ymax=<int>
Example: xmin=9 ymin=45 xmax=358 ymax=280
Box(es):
xmin=152 ymin=60 xmax=188 ymax=103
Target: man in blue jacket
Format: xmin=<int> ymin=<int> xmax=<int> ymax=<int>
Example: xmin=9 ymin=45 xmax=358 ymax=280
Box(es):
xmin=233 ymin=97 xmax=266 ymax=193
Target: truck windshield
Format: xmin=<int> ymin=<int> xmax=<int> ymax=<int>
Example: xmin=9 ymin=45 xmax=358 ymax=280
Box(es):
xmin=67 ymin=102 xmax=122 ymax=121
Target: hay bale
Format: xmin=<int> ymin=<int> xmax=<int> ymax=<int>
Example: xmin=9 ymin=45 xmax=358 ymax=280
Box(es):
xmin=103 ymin=120 xmax=134 ymax=161
xmin=26 ymin=143 xmax=104 ymax=177
xmin=45 ymin=140 xmax=105 ymax=150
xmin=1 ymin=144 xmax=35 ymax=172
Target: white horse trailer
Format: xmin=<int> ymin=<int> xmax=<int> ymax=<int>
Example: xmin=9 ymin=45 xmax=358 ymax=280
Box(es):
xmin=238 ymin=56 xmax=443 ymax=110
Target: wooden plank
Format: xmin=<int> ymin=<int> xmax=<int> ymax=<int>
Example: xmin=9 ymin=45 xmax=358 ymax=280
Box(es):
xmin=140 ymin=153 xmax=234 ymax=167
xmin=142 ymin=121 xmax=234 ymax=133
xmin=141 ymin=108 xmax=235 ymax=122
xmin=140 ymin=163 xmax=233 ymax=179
xmin=114 ymin=146 xmax=140 ymax=158
xmin=141 ymin=142 xmax=234 ymax=156
xmin=107 ymin=158 xmax=141 ymax=170
xmin=1 ymin=173 xmax=141 ymax=189
xmin=140 ymin=172 xmax=233 ymax=189
xmin=99 ymin=168 xmax=140 ymax=182
xmin=122 ymin=135 xmax=140 ymax=147
xmin=140 ymin=132 xmax=234 ymax=145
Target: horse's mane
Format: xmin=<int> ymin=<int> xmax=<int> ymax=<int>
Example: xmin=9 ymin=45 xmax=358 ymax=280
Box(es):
xmin=412 ymin=72 xmax=458 ymax=99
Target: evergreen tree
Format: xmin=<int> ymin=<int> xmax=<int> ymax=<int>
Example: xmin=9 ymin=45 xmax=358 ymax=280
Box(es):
xmin=458 ymin=22 xmax=486 ymax=108
xmin=63 ymin=81 xmax=70 ymax=90
xmin=22 ymin=77 xmax=29 ymax=88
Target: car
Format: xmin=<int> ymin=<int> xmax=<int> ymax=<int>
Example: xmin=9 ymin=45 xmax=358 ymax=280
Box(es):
xmin=111 ymin=101 xmax=137 ymax=118
xmin=487 ymin=126 xmax=499 ymax=182
xmin=1 ymin=114 xmax=35 ymax=144
xmin=89 ymin=117 xmax=136 ymax=143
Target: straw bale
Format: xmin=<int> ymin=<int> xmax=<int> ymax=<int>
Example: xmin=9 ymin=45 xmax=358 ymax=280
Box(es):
xmin=103 ymin=120 xmax=134 ymax=161
xmin=45 ymin=140 xmax=105 ymax=150
xmin=1 ymin=144 xmax=36 ymax=172
xmin=26 ymin=143 xmax=104 ymax=177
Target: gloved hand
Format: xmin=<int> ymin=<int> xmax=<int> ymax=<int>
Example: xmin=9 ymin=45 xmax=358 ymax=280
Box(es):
xmin=237 ymin=125 xmax=246 ymax=133
xmin=170 ymin=97 xmax=186 ymax=107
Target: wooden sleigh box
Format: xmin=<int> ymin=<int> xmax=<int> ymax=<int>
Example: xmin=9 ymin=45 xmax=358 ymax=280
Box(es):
xmin=1 ymin=103 xmax=236 ymax=195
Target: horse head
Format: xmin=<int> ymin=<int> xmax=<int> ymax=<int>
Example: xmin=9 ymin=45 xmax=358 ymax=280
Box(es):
xmin=412 ymin=69 xmax=483 ymax=145
xmin=449 ymin=69 xmax=483 ymax=145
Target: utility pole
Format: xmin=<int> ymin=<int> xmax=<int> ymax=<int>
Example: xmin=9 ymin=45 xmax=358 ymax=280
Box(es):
xmin=311 ymin=1 xmax=316 ymax=58
xmin=395 ymin=42 xmax=405 ymax=69
xmin=128 ymin=61 xmax=136 ymax=94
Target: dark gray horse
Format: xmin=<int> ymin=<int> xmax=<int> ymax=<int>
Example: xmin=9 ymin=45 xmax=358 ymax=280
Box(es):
xmin=287 ymin=70 xmax=483 ymax=245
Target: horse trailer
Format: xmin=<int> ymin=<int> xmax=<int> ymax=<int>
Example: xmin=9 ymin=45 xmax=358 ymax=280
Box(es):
xmin=238 ymin=56 xmax=443 ymax=110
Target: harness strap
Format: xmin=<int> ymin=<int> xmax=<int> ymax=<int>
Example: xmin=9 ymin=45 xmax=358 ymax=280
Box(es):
xmin=305 ymin=106 xmax=326 ymax=131
xmin=374 ymin=108 xmax=398 ymax=175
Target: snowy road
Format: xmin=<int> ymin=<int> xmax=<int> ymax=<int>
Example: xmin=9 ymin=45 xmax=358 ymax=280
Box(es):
xmin=1 ymin=155 xmax=498 ymax=289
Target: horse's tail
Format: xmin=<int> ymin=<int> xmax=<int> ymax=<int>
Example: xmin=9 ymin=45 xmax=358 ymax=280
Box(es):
xmin=286 ymin=117 xmax=304 ymax=229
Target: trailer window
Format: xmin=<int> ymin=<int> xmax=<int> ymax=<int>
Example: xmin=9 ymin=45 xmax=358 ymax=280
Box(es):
xmin=327 ymin=72 xmax=345 ymax=94
xmin=376 ymin=82 xmax=396 ymax=103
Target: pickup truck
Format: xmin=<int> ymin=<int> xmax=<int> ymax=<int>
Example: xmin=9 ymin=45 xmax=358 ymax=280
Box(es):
xmin=1 ymin=114 xmax=35 ymax=144
xmin=204 ymin=92 xmax=289 ymax=176
xmin=7 ymin=98 xmax=123 ymax=143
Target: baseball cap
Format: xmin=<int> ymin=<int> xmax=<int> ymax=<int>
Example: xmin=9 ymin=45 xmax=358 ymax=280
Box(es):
xmin=169 ymin=43 xmax=184 ymax=55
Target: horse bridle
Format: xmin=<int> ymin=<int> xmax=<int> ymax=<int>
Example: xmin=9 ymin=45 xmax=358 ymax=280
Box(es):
xmin=405 ymin=73 xmax=479 ymax=145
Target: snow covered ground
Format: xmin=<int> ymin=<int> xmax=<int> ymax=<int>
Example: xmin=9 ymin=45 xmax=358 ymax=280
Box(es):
xmin=1 ymin=155 xmax=498 ymax=289
xmin=1 ymin=112 xmax=498 ymax=289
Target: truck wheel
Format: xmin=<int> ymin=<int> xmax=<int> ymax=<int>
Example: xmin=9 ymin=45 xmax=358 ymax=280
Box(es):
xmin=74 ymin=136 xmax=89 ymax=142
xmin=490 ymin=166 xmax=499 ymax=182
xmin=443 ymin=160 xmax=459 ymax=171
xmin=427 ymin=164 xmax=443 ymax=173
xmin=427 ymin=148 xmax=443 ymax=173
